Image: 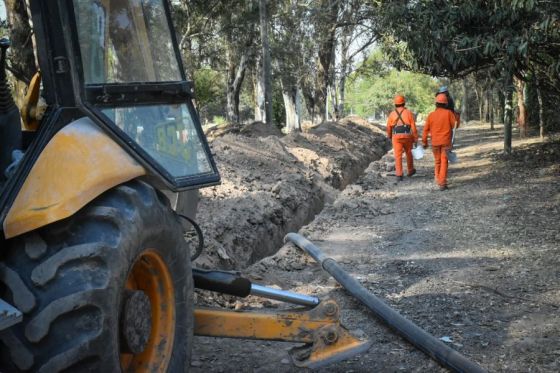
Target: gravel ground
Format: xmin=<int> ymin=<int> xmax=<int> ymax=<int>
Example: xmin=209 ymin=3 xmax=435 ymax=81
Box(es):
xmin=191 ymin=121 xmax=560 ymax=372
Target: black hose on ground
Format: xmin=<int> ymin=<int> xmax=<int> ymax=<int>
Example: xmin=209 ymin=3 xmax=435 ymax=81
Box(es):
xmin=285 ymin=232 xmax=486 ymax=373
xmin=177 ymin=214 xmax=204 ymax=261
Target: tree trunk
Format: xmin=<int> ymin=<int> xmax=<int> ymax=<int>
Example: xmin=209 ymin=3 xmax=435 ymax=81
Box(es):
xmin=514 ymin=77 xmax=528 ymax=138
xmin=336 ymin=25 xmax=352 ymax=120
xmin=316 ymin=50 xmax=331 ymax=123
xmin=259 ymin=0 xmax=273 ymax=125
xmin=489 ymin=88 xmax=495 ymax=130
xmin=282 ymin=83 xmax=301 ymax=133
xmin=476 ymin=88 xmax=483 ymax=121
xmin=483 ymin=88 xmax=489 ymax=123
xmin=338 ymin=74 xmax=346 ymax=119
xmin=296 ymin=87 xmax=303 ymax=126
xmin=301 ymin=84 xmax=316 ymax=124
xmin=461 ymin=78 xmax=468 ymax=123
xmin=253 ymin=57 xmax=265 ymax=122
xmin=504 ymin=76 xmax=514 ymax=154
xmin=315 ymin=0 xmax=339 ymax=123
xmin=226 ymin=51 xmax=248 ymax=123
xmin=497 ymin=90 xmax=505 ymax=123
xmin=325 ymin=85 xmax=329 ymax=121
xmin=329 ymin=84 xmax=339 ymax=120
xmin=535 ymin=78 xmax=545 ymax=139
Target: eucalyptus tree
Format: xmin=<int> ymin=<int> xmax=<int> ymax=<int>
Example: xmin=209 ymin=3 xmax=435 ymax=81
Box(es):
xmin=331 ymin=0 xmax=378 ymax=119
xmin=269 ymin=1 xmax=314 ymax=131
xmin=174 ymin=0 xmax=260 ymax=124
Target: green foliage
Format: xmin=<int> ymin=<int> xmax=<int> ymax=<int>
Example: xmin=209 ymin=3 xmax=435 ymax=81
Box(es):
xmin=193 ymin=68 xmax=224 ymax=111
xmin=345 ymin=57 xmax=440 ymax=118
xmin=352 ymin=48 xmax=391 ymax=78
xmin=211 ymin=116 xmax=227 ymax=127
xmin=191 ymin=68 xmax=227 ymax=124
xmin=372 ymin=0 xmax=560 ymax=135
xmin=376 ymin=0 xmax=560 ymax=83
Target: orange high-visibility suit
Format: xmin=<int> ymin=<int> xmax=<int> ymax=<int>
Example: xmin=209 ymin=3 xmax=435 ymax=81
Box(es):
xmin=386 ymin=108 xmax=418 ymax=177
xmin=422 ymin=108 xmax=456 ymax=187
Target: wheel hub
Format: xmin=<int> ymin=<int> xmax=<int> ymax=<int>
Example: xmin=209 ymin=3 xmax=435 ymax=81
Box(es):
xmin=121 ymin=290 xmax=152 ymax=354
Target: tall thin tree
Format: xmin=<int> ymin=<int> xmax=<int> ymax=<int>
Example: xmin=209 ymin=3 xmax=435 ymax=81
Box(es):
xmin=259 ymin=0 xmax=273 ymax=125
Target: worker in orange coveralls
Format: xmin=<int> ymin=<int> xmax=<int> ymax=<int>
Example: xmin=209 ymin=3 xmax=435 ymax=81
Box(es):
xmin=422 ymin=93 xmax=457 ymax=191
xmin=436 ymin=86 xmax=461 ymax=128
xmin=386 ymin=95 xmax=418 ymax=181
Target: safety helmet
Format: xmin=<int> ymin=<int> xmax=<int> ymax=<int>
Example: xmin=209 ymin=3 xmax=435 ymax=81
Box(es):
xmin=438 ymin=86 xmax=449 ymax=94
xmin=436 ymin=93 xmax=448 ymax=104
xmin=394 ymin=95 xmax=405 ymax=105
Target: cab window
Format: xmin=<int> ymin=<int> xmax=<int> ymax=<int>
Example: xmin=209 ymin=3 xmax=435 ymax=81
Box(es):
xmin=101 ymin=104 xmax=213 ymax=179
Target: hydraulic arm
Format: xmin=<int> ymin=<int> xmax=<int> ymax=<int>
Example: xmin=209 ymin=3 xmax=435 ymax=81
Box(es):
xmin=192 ymin=268 xmax=371 ymax=368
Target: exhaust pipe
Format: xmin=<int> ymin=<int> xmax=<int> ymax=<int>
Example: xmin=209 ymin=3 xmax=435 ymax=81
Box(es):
xmin=285 ymin=233 xmax=486 ymax=373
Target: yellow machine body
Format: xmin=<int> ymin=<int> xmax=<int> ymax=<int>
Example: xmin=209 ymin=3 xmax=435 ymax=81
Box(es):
xmin=3 ymin=118 xmax=146 ymax=238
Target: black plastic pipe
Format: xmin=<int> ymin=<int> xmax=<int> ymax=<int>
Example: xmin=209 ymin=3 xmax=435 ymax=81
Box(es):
xmin=285 ymin=233 xmax=486 ymax=373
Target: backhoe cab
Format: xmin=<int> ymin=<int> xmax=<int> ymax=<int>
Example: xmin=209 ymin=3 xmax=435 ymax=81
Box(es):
xmin=0 ymin=1 xmax=368 ymax=371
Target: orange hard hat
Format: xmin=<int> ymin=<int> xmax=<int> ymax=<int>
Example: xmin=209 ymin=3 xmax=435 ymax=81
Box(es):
xmin=435 ymin=93 xmax=448 ymax=105
xmin=394 ymin=95 xmax=405 ymax=105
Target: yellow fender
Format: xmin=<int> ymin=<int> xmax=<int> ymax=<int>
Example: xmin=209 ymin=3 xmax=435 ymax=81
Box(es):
xmin=4 ymin=117 xmax=146 ymax=238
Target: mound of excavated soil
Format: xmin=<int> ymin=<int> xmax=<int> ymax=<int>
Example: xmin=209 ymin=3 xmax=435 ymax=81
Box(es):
xmin=204 ymin=121 xmax=284 ymax=140
xmin=192 ymin=117 xmax=390 ymax=270
xmin=239 ymin=121 xmax=284 ymax=138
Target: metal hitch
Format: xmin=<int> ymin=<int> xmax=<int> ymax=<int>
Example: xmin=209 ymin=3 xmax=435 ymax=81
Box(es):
xmin=194 ymin=299 xmax=371 ymax=369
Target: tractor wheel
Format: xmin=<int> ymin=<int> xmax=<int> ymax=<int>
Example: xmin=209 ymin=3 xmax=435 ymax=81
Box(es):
xmin=0 ymin=180 xmax=193 ymax=372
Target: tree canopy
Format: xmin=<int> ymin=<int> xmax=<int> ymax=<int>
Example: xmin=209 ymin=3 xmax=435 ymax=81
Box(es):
xmin=377 ymin=1 xmax=559 ymax=80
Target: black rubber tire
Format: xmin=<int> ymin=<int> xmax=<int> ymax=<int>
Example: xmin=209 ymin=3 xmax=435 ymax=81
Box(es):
xmin=0 ymin=180 xmax=194 ymax=372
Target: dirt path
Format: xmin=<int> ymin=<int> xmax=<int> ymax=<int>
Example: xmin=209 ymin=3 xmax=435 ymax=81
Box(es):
xmin=191 ymin=122 xmax=560 ymax=372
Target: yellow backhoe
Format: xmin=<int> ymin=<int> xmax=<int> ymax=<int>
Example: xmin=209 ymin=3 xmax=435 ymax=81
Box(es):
xmin=0 ymin=1 xmax=367 ymax=371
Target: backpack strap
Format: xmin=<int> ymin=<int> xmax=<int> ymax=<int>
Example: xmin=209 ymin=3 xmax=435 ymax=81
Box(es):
xmin=394 ymin=109 xmax=407 ymax=126
xmin=392 ymin=109 xmax=412 ymax=135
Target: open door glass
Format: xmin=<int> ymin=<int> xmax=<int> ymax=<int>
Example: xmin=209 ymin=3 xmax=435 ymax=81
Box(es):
xmin=73 ymin=0 xmax=182 ymax=84
xmin=69 ymin=0 xmax=219 ymax=190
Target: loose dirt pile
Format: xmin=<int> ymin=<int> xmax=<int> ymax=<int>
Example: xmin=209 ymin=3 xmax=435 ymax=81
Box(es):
xmin=192 ymin=122 xmax=560 ymax=372
xmin=193 ymin=116 xmax=390 ymax=270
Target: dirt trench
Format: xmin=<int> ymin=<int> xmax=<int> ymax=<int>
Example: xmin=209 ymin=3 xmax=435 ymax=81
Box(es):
xmin=192 ymin=116 xmax=390 ymax=270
